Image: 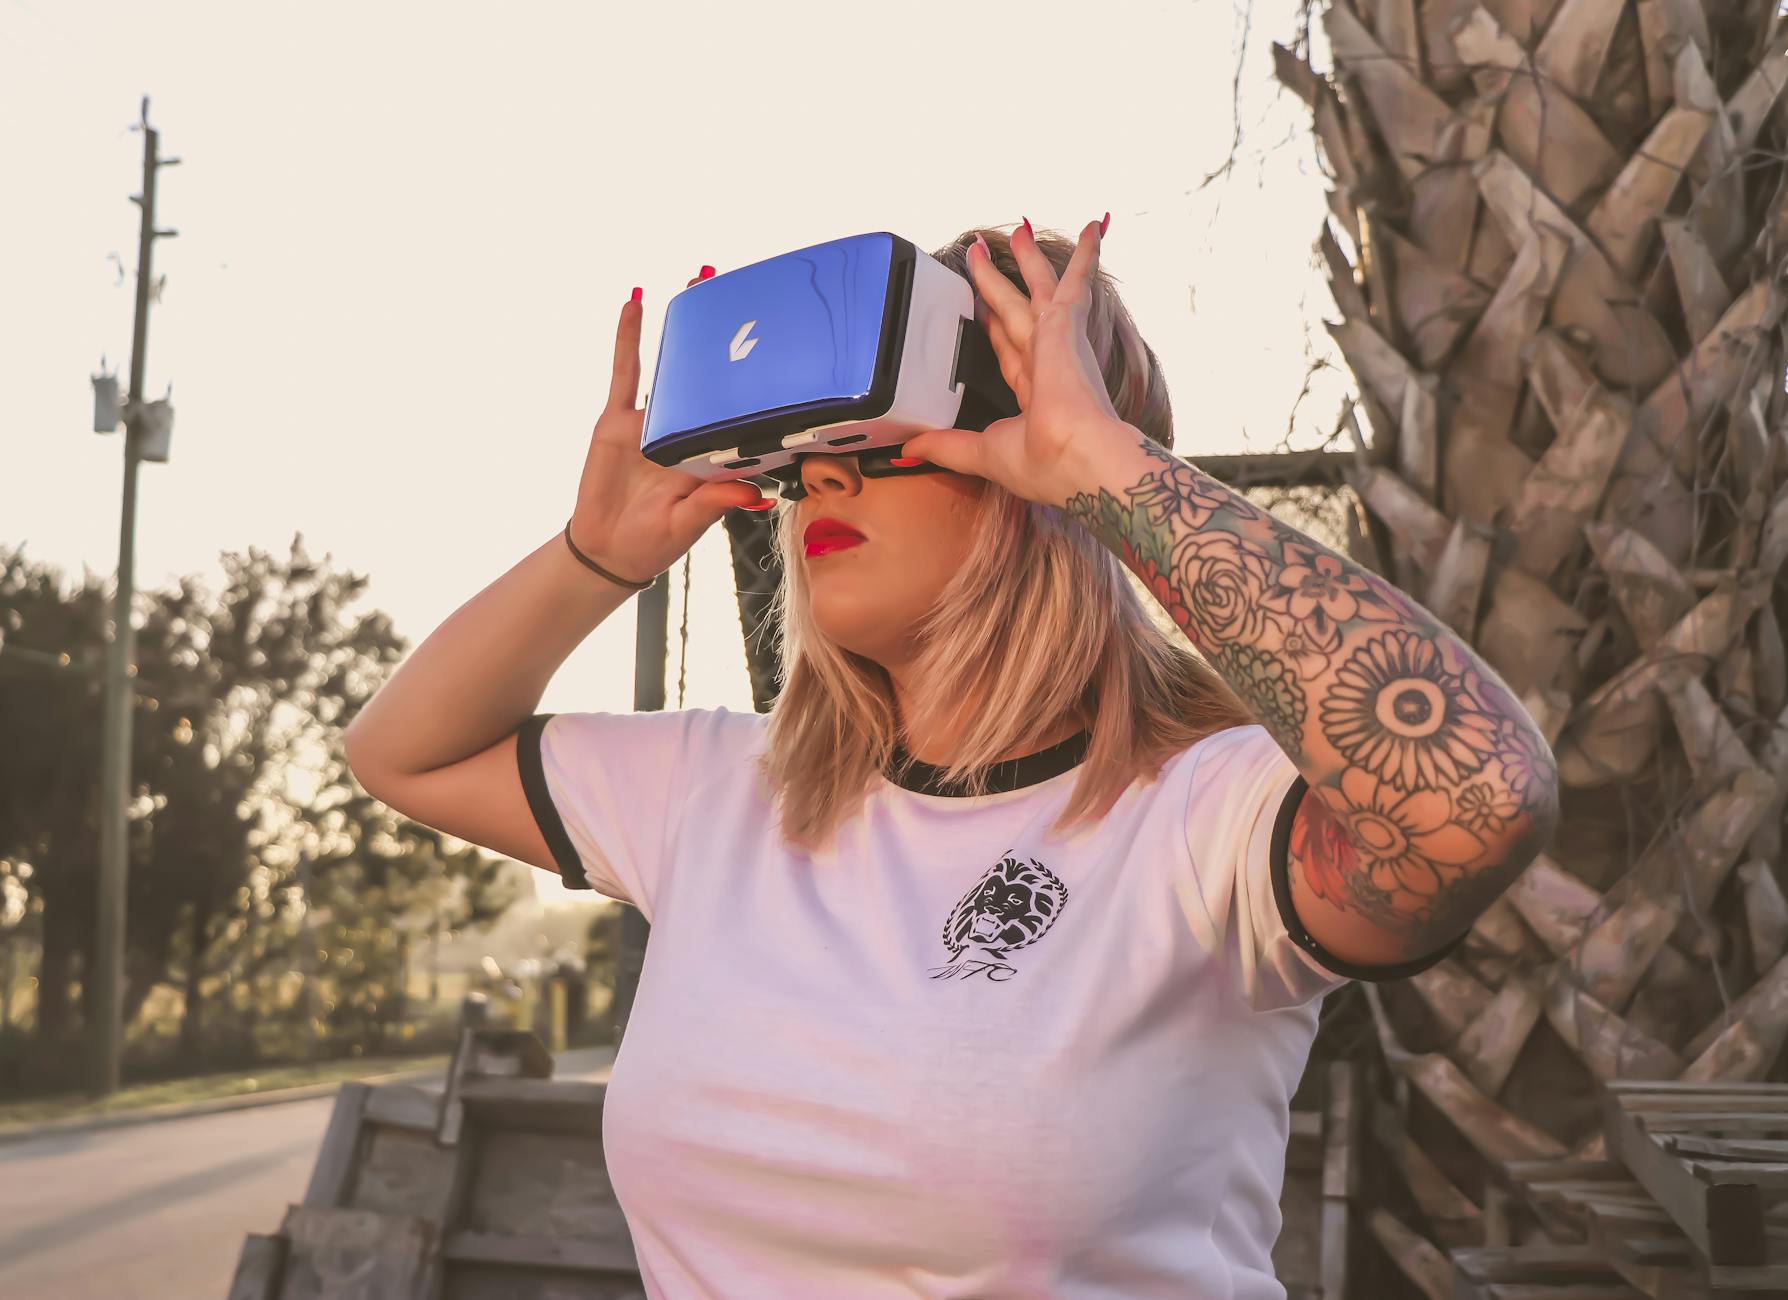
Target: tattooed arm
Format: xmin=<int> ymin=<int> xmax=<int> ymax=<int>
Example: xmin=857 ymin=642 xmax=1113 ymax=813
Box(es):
xmin=1062 ymin=427 xmax=1560 ymax=970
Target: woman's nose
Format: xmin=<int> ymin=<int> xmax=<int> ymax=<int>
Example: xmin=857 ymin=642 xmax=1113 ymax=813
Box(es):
xmin=799 ymin=455 xmax=861 ymax=499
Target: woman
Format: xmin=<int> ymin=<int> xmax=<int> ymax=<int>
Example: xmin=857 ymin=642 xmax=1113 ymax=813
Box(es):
xmin=343 ymin=216 xmax=1558 ymax=1298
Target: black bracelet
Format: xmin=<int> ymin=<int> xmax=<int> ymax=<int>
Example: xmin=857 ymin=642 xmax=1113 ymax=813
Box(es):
xmin=562 ymin=522 xmax=658 ymax=592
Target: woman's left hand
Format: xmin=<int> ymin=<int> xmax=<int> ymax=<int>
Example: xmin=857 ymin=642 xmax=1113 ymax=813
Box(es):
xmin=899 ymin=216 xmax=1140 ymax=509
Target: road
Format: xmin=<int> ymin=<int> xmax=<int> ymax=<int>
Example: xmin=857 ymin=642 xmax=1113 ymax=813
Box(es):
xmin=0 ymin=1046 xmax=616 ymax=1300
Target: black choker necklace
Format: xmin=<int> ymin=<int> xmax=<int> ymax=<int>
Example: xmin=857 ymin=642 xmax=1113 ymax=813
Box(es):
xmin=885 ymin=730 xmax=1092 ymax=797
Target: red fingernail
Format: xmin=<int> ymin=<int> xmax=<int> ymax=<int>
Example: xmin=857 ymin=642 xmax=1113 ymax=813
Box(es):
xmin=630 ymin=286 xmax=642 ymax=303
xmin=741 ymin=498 xmax=776 ymax=511
xmin=1100 ymin=211 xmax=1110 ymax=237
xmin=1021 ymin=216 xmax=1032 ymax=237
xmin=890 ymin=456 xmax=926 ymax=467
xmin=699 ymin=265 xmax=716 ymax=279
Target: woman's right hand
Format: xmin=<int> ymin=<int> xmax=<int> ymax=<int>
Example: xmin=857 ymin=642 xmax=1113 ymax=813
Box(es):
xmin=567 ymin=271 xmax=774 ymax=585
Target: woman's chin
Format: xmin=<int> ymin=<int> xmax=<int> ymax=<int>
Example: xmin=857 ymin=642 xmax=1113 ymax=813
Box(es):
xmin=809 ymin=604 xmax=904 ymax=666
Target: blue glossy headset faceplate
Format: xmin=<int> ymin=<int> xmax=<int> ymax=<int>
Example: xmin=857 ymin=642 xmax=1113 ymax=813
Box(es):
xmin=641 ymin=232 xmax=902 ymax=468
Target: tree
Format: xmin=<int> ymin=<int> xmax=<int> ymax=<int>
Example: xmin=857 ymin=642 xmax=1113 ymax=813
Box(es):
xmin=1266 ymin=0 xmax=1788 ymax=1268
xmin=0 ymin=536 xmax=523 ymax=1088
xmin=0 ymin=548 xmax=117 ymax=1053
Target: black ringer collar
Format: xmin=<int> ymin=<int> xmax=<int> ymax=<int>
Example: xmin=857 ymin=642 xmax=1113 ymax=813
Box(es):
xmin=884 ymin=730 xmax=1092 ymax=796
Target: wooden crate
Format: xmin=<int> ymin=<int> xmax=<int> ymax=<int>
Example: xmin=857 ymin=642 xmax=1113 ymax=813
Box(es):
xmin=1502 ymin=1157 xmax=1648 ymax=1242
xmin=1450 ymin=1242 xmax=1644 ymax=1300
xmin=1492 ymin=1107 xmax=1788 ymax=1298
xmin=227 ymin=1030 xmax=644 ymax=1300
xmin=1601 ymin=1081 xmax=1788 ymax=1274
xmin=1275 ymin=1062 xmax=1365 ymax=1297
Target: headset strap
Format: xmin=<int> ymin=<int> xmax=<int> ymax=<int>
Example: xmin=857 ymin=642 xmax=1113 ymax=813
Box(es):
xmin=951 ymin=317 xmax=1021 ymax=432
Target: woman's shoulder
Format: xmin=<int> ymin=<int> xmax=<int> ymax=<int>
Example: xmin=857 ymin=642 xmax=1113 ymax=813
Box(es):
xmin=1171 ymin=721 xmax=1276 ymax=768
xmin=691 ymin=705 xmax=770 ymax=749
xmin=1152 ymin=722 xmax=1288 ymax=796
xmin=543 ymin=704 xmax=766 ymax=758
xmin=672 ymin=704 xmax=768 ymax=731
xmin=656 ymin=705 xmax=769 ymax=750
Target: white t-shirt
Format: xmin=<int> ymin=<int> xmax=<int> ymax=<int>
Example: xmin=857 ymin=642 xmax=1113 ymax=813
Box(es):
xmin=517 ymin=707 xmax=1455 ymax=1299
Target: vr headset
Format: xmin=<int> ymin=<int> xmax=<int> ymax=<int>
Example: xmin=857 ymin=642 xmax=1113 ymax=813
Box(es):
xmin=639 ymin=232 xmax=1020 ymax=499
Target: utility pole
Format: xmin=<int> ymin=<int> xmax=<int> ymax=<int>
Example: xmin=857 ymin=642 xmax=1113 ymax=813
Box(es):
xmin=91 ymin=97 xmax=179 ymax=1094
xmin=611 ymin=576 xmax=668 ymax=1042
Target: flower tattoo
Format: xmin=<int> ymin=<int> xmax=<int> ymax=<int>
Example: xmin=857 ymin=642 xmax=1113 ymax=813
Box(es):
xmin=1129 ymin=469 xmax=1227 ymax=535
xmin=1494 ymin=717 xmax=1559 ymax=814
xmin=1457 ymin=782 xmax=1520 ymax=833
xmin=1215 ymin=643 xmax=1305 ymax=752
xmin=1289 ymin=793 xmax=1362 ymax=911
xmin=1266 ymin=542 xmax=1385 ymax=640
xmin=1262 ymin=610 xmax=1339 ymax=680
xmin=1320 ymin=631 xmax=1499 ymax=792
xmin=1062 ymin=436 xmax=1556 ymax=945
xmin=1125 ymin=544 xmax=1192 ymax=633
xmin=1179 ymin=531 xmax=1277 ymax=645
xmin=1333 ymin=767 xmax=1485 ymax=906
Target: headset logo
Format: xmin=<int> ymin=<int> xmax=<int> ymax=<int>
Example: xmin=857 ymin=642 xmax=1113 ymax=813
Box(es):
xmin=729 ymin=320 xmax=760 ymax=362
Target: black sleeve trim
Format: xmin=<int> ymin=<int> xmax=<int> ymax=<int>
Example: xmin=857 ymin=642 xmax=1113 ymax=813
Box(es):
xmin=1269 ymin=776 xmax=1467 ymax=982
xmin=516 ymin=712 xmax=593 ymax=891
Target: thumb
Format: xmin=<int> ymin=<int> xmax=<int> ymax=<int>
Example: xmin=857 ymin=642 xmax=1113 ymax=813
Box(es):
xmin=899 ymin=429 xmax=985 ymax=478
xmin=678 ymin=476 xmax=776 ymax=526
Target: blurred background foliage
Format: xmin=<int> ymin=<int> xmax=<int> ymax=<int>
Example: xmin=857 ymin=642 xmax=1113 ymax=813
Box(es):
xmin=0 ymin=537 xmax=565 ymax=1097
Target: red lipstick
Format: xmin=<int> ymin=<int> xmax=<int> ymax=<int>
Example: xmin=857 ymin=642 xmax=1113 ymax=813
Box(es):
xmin=804 ymin=517 xmax=865 ymax=558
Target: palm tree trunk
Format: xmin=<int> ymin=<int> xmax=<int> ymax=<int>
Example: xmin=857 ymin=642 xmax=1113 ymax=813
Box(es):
xmin=723 ymin=510 xmax=782 ymax=713
xmin=1276 ymin=0 xmax=1788 ymax=1266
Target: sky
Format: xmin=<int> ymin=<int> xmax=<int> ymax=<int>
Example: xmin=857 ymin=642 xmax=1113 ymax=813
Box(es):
xmin=2 ymin=0 xmax=1347 ymax=903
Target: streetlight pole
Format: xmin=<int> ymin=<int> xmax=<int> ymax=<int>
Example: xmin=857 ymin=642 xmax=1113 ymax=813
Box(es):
xmin=91 ymin=97 xmax=178 ymax=1094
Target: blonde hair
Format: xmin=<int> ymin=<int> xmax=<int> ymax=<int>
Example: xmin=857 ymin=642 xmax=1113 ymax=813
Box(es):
xmin=756 ymin=223 xmax=1251 ymax=851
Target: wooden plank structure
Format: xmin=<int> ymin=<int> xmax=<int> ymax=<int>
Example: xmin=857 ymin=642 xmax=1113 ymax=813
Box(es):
xmin=1322 ymin=1061 xmax=1367 ymax=1298
xmin=1467 ymin=1082 xmax=1788 ymax=1296
xmin=225 ymin=1029 xmax=644 ymax=1300
xmin=1602 ymin=1082 xmax=1788 ymax=1279
xmin=1451 ymin=1242 xmax=1644 ymax=1299
xmin=1276 ymin=1061 xmax=1374 ymax=1299
xmin=1278 ymin=1104 xmax=1328 ymax=1300
xmin=235 ymin=1030 xmax=1384 ymax=1297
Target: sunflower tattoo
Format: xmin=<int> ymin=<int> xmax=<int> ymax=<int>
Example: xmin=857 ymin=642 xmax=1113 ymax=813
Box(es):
xmin=1320 ymin=630 xmax=1499 ymax=792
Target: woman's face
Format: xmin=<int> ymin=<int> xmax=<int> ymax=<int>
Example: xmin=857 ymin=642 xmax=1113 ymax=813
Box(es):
xmin=792 ymin=453 xmax=990 ymax=670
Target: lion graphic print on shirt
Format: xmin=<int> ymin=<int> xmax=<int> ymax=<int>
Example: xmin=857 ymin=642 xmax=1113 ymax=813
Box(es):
xmin=929 ymin=852 xmax=1069 ymax=982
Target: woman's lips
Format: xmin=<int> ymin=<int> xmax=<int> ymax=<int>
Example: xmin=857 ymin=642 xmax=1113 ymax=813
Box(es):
xmin=804 ymin=518 xmax=865 ymax=558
